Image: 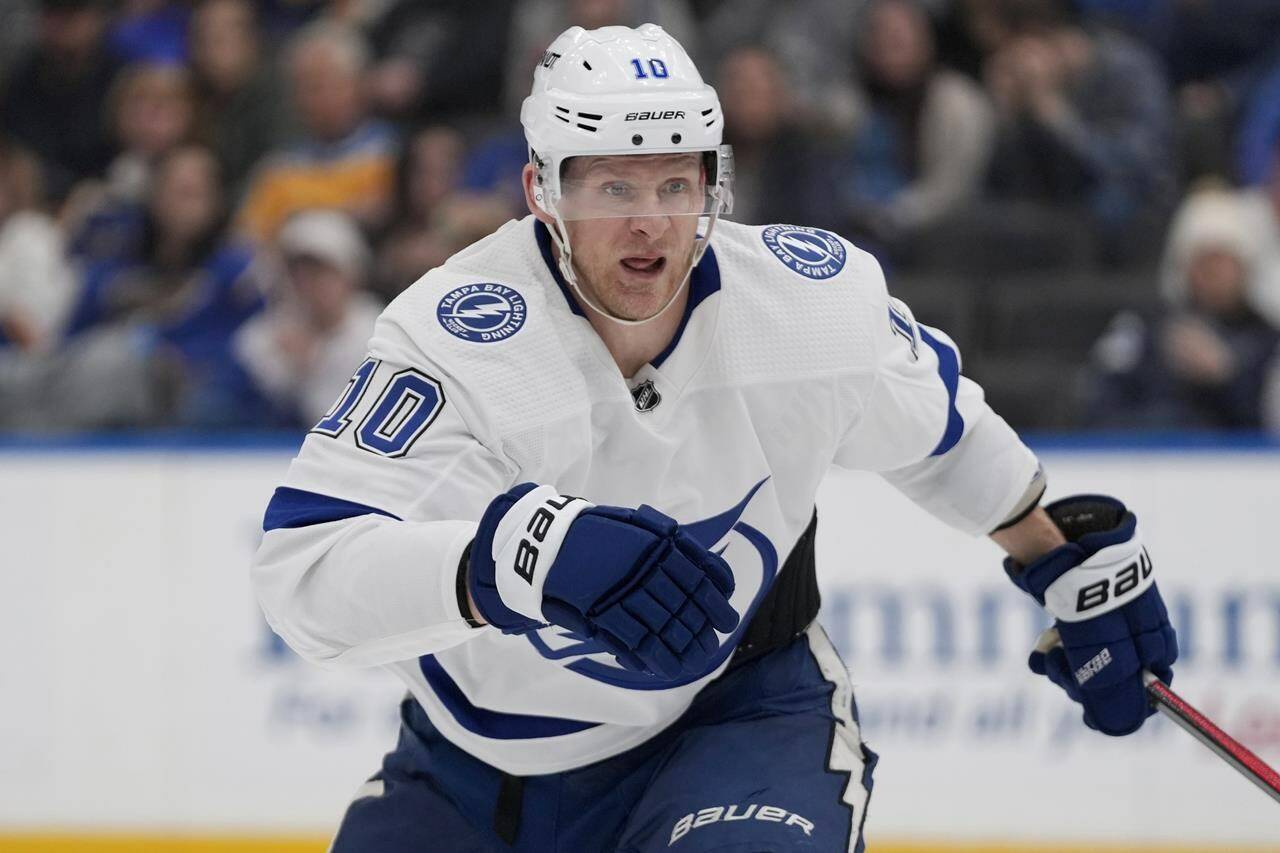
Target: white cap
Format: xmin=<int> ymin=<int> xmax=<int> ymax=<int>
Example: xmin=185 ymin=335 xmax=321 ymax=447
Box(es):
xmin=277 ymin=209 xmax=370 ymax=280
xmin=1159 ymin=188 xmax=1268 ymax=308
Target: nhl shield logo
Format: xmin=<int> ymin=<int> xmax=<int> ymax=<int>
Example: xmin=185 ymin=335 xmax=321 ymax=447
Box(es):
xmin=631 ymin=380 xmax=661 ymax=412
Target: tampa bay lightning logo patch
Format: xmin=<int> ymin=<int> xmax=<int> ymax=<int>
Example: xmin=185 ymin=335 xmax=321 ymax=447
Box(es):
xmin=762 ymin=225 xmax=846 ymax=279
xmin=437 ymin=283 xmax=527 ymax=343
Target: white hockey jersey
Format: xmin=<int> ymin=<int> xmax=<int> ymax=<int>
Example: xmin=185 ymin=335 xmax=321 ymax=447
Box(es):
xmin=252 ymin=216 xmax=1040 ymax=775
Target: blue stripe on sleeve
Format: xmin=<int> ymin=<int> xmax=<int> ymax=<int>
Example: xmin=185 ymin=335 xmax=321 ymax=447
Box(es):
xmin=919 ymin=326 xmax=964 ymax=457
xmin=419 ymin=654 xmax=600 ymax=739
xmin=888 ymin=305 xmax=913 ymax=337
xmin=262 ymin=486 xmax=401 ymax=531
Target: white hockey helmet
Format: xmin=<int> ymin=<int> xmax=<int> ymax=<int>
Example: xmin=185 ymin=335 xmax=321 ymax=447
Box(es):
xmin=520 ymin=24 xmax=734 ymax=323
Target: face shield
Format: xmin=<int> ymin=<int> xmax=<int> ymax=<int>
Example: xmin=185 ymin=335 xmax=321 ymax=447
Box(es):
xmin=555 ymin=154 xmax=725 ymax=222
xmin=533 ymin=147 xmax=734 ymax=325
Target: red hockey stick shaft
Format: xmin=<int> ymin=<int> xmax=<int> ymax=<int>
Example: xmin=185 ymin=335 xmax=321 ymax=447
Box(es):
xmin=1143 ymin=671 xmax=1280 ymax=804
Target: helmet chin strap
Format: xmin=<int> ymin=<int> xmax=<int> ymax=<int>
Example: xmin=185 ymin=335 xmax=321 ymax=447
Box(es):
xmin=545 ymin=206 xmax=724 ymax=327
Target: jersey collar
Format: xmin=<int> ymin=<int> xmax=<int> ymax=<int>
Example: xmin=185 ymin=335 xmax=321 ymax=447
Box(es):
xmin=532 ymin=219 xmax=721 ymax=369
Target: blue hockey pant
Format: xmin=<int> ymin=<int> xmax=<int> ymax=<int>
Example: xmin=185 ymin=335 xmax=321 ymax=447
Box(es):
xmin=330 ymin=624 xmax=876 ymax=852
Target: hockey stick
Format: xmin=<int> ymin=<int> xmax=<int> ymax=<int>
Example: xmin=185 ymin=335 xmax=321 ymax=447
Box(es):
xmin=1143 ymin=670 xmax=1280 ymax=804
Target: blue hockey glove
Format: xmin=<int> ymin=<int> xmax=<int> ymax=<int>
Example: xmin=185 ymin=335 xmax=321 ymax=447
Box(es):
xmin=467 ymin=483 xmax=740 ymax=680
xmin=1006 ymin=495 xmax=1177 ymax=736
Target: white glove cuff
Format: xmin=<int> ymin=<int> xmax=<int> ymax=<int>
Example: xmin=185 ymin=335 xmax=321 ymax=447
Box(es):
xmin=1042 ymin=530 xmax=1154 ymax=623
xmin=492 ymin=486 xmax=593 ymax=622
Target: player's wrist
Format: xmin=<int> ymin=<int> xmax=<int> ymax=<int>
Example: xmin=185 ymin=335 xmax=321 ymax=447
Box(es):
xmin=991 ymin=505 xmax=1065 ymax=568
xmin=455 ymin=541 xmax=485 ymax=628
xmin=466 ymin=574 xmax=486 ymax=626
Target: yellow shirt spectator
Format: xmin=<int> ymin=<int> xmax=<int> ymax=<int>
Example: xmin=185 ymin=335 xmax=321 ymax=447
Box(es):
xmin=237 ymin=120 xmax=396 ymax=243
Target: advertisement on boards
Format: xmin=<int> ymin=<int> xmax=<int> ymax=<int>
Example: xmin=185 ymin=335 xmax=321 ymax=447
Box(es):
xmin=0 ymin=446 xmax=1276 ymax=847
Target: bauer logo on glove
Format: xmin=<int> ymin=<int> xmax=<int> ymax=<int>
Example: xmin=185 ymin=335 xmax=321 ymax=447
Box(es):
xmin=468 ymin=482 xmax=741 ymax=681
xmin=1006 ymin=495 xmax=1178 ymax=736
xmin=1045 ymin=544 xmax=1154 ymax=620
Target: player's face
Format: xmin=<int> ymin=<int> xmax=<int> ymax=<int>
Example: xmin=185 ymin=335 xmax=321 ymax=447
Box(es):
xmin=558 ymin=154 xmax=704 ymax=321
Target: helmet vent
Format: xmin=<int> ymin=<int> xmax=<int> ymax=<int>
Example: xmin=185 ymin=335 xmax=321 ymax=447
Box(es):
xmin=569 ymin=110 xmax=601 ymax=132
xmin=700 ymin=108 xmax=713 ymax=116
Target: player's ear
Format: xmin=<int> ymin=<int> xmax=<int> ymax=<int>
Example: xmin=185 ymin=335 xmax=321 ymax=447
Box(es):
xmin=522 ymin=164 xmax=556 ymax=226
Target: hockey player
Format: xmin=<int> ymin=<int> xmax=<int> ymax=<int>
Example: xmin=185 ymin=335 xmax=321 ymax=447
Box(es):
xmin=251 ymin=25 xmax=1177 ymax=852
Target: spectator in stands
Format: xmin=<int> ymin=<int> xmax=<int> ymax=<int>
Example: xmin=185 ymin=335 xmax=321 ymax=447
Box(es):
xmin=376 ymin=126 xmax=466 ymax=298
xmin=696 ymin=0 xmax=860 ymax=130
xmin=0 ymin=138 xmax=75 ymax=352
xmin=979 ymin=0 xmax=1175 ymax=264
xmin=715 ymin=46 xmax=837 ymax=229
xmin=236 ymin=21 xmax=396 ymax=243
xmin=235 ymin=210 xmax=381 ymax=426
xmin=397 ymin=127 xmax=466 ymax=233
xmin=189 ymin=0 xmax=293 ymax=201
xmin=365 ymin=0 xmax=517 ymax=123
xmin=0 ymin=0 xmax=122 ymax=204
xmin=1070 ymin=1 xmax=1280 ymax=187
xmin=835 ymin=0 xmax=995 ymax=260
xmin=1086 ymin=188 xmax=1279 ymax=430
xmin=65 ymin=145 xmax=265 ymax=426
xmin=107 ymin=0 xmax=189 ymax=65
xmin=380 ymin=194 xmax=515 ymax=301
xmin=105 ymin=63 xmax=196 ymax=203
xmin=63 ymin=62 xmax=197 ymax=267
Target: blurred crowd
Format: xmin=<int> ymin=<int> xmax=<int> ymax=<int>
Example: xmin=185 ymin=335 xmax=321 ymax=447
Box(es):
xmin=1 ymin=0 xmax=1280 ymax=433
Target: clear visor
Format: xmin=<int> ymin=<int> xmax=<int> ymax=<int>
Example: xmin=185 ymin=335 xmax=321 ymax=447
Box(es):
xmin=554 ymin=153 xmax=723 ymax=222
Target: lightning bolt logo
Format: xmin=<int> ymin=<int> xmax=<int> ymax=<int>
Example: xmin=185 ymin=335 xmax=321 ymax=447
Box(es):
xmin=445 ymin=301 xmax=509 ymax=320
xmin=777 ymin=233 xmax=833 ymax=264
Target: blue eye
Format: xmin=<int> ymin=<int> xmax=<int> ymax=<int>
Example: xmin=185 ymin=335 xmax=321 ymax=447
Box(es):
xmin=664 ymin=180 xmax=689 ymax=194
xmin=602 ymin=183 xmax=633 ymax=198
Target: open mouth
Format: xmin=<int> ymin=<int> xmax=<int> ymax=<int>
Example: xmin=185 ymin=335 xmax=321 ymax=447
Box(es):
xmin=620 ymin=256 xmax=666 ymax=275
